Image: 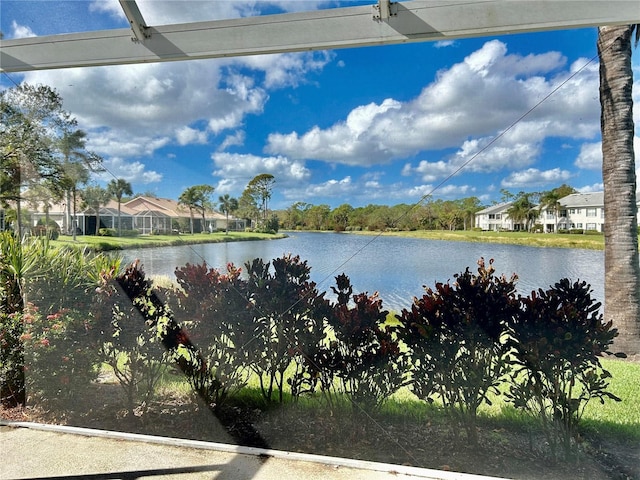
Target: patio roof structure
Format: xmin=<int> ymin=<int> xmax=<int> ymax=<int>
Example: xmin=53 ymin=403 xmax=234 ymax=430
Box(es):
xmin=2 ymin=1 xmax=639 ymax=73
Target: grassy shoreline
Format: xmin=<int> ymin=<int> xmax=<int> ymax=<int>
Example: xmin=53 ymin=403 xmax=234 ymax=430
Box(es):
xmin=50 ymin=229 xmax=606 ymax=252
xmin=346 ymin=229 xmax=605 ymax=250
xmin=51 ymin=231 xmax=288 ymax=252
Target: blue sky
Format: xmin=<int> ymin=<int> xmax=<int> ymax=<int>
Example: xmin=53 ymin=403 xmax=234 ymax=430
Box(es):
xmin=2 ymin=1 xmax=639 ymax=210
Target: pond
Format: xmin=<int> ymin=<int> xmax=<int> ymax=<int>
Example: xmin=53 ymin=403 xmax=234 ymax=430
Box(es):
xmin=121 ymin=232 xmax=604 ymax=312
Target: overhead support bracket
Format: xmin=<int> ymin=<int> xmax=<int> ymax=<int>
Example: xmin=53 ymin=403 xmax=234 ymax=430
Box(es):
xmin=373 ymin=0 xmax=397 ymax=21
xmin=119 ymin=0 xmax=151 ymax=42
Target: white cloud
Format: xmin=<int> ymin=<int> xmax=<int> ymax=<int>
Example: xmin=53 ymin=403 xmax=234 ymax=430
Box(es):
xmin=18 ymin=21 xmax=332 ymax=162
xmin=240 ymin=51 xmax=334 ymax=89
xmin=577 ymin=183 xmax=604 ymax=193
xmin=434 ymin=41 xmax=456 ymax=49
xmin=88 ymin=0 xmax=252 ymax=24
xmin=266 ymin=98 xmax=402 ymax=165
xmin=266 ymin=39 xmax=593 ymax=172
xmin=176 ymin=127 xmax=208 ymax=146
xmin=575 ymin=142 xmax=602 ymax=170
xmin=403 ymin=125 xmax=543 ymax=183
xmin=88 ymin=0 xmax=125 ymax=20
xmin=21 ymin=60 xmax=269 ymax=160
xmin=86 ymin=129 xmax=171 ymax=158
xmin=211 ymin=152 xmax=310 ymax=193
xmin=218 ymin=131 xmax=246 ymax=151
xmin=97 ymin=158 xmax=163 ymax=184
xmin=288 ymin=176 xmax=355 ymax=200
xmin=89 ymin=0 xmax=335 ymax=25
xmin=501 ymin=168 xmax=572 ymax=188
xmin=10 ymin=20 xmax=36 ymax=39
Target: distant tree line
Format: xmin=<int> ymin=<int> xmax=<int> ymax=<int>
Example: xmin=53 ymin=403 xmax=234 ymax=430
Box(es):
xmin=275 ymin=184 xmax=577 ymax=232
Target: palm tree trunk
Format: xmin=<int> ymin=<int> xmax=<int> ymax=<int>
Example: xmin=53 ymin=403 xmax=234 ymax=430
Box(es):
xmin=72 ymin=188 xmax=77 ymax=241
xmin=117 ymin=202 xmax=122 ymax=237
xmin=15 ymin=197 xmax=22 ymax=238
xmin=599 ymin=25 xmax=640 ymax=355
xmin=95 ymin=208 xmax=101 ymax=235
xmin=65 ymin=189 xmax=72 ymax=235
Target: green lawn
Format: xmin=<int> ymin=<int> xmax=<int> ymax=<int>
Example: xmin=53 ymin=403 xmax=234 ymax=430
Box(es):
xmin=51 ymin=231 xmax=287 ymax=251
xmin=581 ymin=358 xmax=640 ymax=439
xmin=350 ymin=229 xmax=605 ymax=250
xmin=150 ymin=355 xmax=639 ymax=441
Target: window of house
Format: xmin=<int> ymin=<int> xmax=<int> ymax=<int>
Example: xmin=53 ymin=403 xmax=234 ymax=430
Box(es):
xmin=577 ymin=223 xmax=583 ymax=228
xmin=586 ymin=208 xmax=597 ymax=217
xmin=586 ymin=223 xmax=597 ymax=230
xmin=560 ymin=210 xmax=567 ymax=217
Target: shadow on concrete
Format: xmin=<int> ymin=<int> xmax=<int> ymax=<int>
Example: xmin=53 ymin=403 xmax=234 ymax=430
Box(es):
xmin=17 ymin=462 xmax=224 ymax=480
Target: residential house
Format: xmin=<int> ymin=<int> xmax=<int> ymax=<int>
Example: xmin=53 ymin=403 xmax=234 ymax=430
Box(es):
xmin=533 ymin=191 xmax=640 ymax=233
xmin=476 ymin=192 xmax=616 ymax=233
xmin=474 ymin=202 xmax=514 ymax=231
xmin=539 ymin=192 xmax=607 ymax=233
xmin=25 ymin=195 xmax=244 ymax=235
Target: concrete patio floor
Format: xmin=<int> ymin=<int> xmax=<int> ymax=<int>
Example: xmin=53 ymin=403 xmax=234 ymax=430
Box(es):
xmin=0 ymin=421 xmax=507 ymax=480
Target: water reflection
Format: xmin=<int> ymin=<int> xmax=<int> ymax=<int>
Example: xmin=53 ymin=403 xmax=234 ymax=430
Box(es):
xmin=121 ymin=232 xmax=605 ymax=311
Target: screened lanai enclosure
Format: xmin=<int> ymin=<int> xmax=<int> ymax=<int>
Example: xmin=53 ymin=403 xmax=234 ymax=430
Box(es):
xmin=133 ymin=209 xmax=173 ymax=235
xmin=2 ymin=1 xmax=640 ymax=478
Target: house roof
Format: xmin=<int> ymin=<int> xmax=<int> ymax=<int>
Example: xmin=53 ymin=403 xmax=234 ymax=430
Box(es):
xmin=559 ymin=192 xmax=604 ymax=208
xmin=476 ymin=202 xmax=512 ymax=215
xmin=124 ymin=196 xmax=186 ymax=217
xmin=124 ymin=196 xmax=227 ymax=220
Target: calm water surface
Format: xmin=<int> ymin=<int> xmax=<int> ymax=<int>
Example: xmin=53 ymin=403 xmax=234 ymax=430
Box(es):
xmin=121 ymin=232 xmax=604 ymax=311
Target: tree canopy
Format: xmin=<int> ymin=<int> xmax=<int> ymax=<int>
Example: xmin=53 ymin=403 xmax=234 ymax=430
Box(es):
xmin=245 ymin=173 xmax=275 ymax=222
xmin=0 ymin=84 xmax=103 ymax=238
xmin=178 ymin=184 xmax=215 ymax=234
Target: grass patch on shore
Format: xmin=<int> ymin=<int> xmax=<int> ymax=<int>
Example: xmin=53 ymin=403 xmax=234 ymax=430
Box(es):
xmin=51 ymin=232 xmax=287 ymax=251
xmin=350 ymin=229 xmax=605 ymax=250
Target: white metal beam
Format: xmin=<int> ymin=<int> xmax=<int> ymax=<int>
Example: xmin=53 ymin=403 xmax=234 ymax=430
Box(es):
xmin=1 ymin=0 xmax=639 ymax=73
xmin=118 ymin=0 xmax=150 ymax=42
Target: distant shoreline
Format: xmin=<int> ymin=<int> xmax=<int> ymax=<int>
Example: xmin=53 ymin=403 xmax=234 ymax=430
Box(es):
xmin=52 ymin=229 xmax=606 ymax=253
xmin=290 ymin=229 xmax=605 ymax=251
xmin=52 ymin=232 xmax=288 ymax=252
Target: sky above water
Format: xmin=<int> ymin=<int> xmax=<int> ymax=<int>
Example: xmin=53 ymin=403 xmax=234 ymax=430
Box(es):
xmin=2 ymin=1 xmax=639 ymax=209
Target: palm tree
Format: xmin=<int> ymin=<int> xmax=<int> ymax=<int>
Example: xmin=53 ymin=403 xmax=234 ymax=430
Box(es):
xmin=598 ymin=25 xmax=640 ymax=355
xmin=179 ymin=185 xmax=215 ymax=234
xmin=179 ymin=187 xmax=198 ymax=235
xmin=57 ymin=130 xmax=102 ymax=240
xmin=506 ymin=194 xmax=536 ymax=232
xmin=60 ymin=160 xmax=90 ymax=240
xmin=218 ymin=194 xmax=238 ymax=234
xmin=80 ymin=185 xmax=110 ymax=235
xmin=539 ymin=190 xmax=561 ymax=233
xmin=108 ymin=178 xmax=133 ymax=236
